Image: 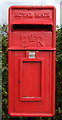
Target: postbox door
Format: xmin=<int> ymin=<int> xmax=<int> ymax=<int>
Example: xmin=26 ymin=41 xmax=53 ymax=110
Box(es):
xmin=13 ymin=51 xmax=53 ymax=114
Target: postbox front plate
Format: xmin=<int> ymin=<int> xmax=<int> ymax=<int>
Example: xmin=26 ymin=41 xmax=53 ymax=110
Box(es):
xmin=8 ymin=6 xmax=56 ymax=117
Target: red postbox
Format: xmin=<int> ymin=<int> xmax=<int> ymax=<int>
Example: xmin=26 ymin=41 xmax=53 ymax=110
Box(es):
xmin=8 ymin=6 xmax=56 ymax=117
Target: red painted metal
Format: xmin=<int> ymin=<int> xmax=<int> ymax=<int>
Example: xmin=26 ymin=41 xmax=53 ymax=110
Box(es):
xmin=8 ymin=6 xmax=56 ymax=117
